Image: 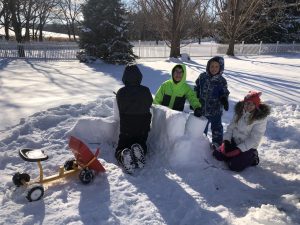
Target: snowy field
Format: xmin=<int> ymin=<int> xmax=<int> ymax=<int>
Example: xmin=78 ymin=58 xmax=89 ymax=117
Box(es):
xmin=0 ymin=55 xmax=299 ymax=225
xmin=0 ymin=27 xmax=78 ymax=39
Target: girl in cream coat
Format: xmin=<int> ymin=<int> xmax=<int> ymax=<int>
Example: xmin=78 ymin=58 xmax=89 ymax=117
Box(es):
xmin=213 ymin=91 xmax=271 ymax=172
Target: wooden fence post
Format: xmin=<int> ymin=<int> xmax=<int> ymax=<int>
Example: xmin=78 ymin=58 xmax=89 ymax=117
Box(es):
xmin=240 ymin=41 xmax=244 ymax=55
xmin=292 ymin=41 xmax=295 ymax=52
xmin=258 ymin=41 xmax=263 ymax=55
xmin=138 ymin=40 xmax=141 ymax=58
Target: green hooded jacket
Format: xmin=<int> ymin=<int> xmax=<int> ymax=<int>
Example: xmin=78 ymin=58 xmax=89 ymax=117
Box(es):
xmin=153 ymin=64 xmax=201 ymax=111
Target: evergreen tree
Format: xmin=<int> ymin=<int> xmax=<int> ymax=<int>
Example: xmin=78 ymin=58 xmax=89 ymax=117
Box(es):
xmin=244 ymin=0 xmax=300 ymax=43
xmin=80 ymin=0 xmax=136 ymax=64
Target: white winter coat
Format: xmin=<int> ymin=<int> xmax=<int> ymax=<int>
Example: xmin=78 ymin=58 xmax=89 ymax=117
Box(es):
xmin=223 ymin=102 xmax=271 ymax=152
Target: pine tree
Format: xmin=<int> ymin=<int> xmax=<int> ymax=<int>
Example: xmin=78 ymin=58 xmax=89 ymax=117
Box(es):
xmin=79 ymin=0 xmax=136 ymax=64
xmin=244 ymin=1 xmax=300 ymax=43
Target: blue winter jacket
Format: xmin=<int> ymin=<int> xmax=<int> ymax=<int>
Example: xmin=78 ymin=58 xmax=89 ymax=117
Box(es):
xmin=195 ymin=56 xmax=229 ymax=116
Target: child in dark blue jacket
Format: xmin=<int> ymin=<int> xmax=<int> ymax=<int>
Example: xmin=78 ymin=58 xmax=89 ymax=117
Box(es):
xmin=194 ymin=56 xmax=230 ymax=148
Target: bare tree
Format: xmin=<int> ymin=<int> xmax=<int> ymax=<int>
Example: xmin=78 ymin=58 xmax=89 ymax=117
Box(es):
xmin=34 ymin=0 xmax=57 ymax=41
xmin=8 ymin=0 xmax=23 ymax=42
xmin=23 ymin=0 xmax=40 ymax=41
xmin=56 ymin=0 xmax=82 ymax=41
xmin=3 ymin=0 xmax=78 ymax=43
xmin=138 ymin=0 xmax=203 ymax=57
xmin=192 ymin=0 xmax=214 ymax=44
xmin=214 ymin=0 xmax=286 ymax=56
xmin=127 ymin=1 xmax=160 ymax=41
xmin=8 ymin=0 xmax=40 ymax=42
xmin=0 ymin=0 xmax=11 ymax=40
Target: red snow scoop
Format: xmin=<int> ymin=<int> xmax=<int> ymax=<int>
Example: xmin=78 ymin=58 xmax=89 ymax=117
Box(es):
xmin=69 ymin=136 xmax=106 ymax=173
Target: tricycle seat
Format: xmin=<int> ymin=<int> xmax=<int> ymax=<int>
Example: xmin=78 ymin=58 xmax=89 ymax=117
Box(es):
xmin=19 ymin=149 xmax=48 ymax=162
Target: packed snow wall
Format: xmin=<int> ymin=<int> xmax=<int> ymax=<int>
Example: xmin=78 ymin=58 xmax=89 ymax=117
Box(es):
xmin=149 ymin=105 xmax=211 ymax=168
xmin=68 ymin=98 xmax=212 ymax=167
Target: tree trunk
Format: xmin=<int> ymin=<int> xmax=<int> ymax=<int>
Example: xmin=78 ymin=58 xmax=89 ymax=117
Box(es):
xmin=32 ymin=23 xmax=36 ymax=40
xmin=170 ymin=35 xmax=181 ymax=57
xmin=17 ymin=44 xmax=25 ymax=57
xmin=4 ymin=23 xmax=10 ymax=40
xmin=39 ymin=27 xmax=43 ymax=41
xmin=170 ymin=0 xmax=181 ymax=58
xmin=71 ymin=22 xmax=77 ymax=41
xmin=226 ymin=37 xmax=235 ymax=56
xmin=9 ymin=0 xmax=23 ymax=43
xmin=226 ymin=0 xmax=240 ymax=56
xmin=9 ymin=0 xmax=25 ymax=57
xmin=24 ymin=22 xmax=30 ymax=41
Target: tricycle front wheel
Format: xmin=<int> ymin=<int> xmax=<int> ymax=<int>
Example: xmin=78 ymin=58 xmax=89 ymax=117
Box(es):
xmin=64 ymin=158 xmax=77 ymax=171
xmin=26 ymin=185 xmax=44 ymax=202
xmin=79 ymin=168 xmax=94 ymax=184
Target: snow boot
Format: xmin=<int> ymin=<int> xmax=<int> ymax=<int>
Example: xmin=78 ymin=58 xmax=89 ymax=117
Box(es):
xmin=251 ymin=150 xmax=260 ymax=166
xmin=210 ymin=142 xmax=220 ymax=151
xmin=131 ymin=143 xmax=145 ymax=169
xmin=120 ymin=148 xmax=135 ymax=174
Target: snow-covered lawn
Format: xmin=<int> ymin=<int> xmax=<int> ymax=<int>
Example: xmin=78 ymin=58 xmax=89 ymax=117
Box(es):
xmin=0 ymin=55 xmax=299 ymax=225
xmin=0 ymin=27 xmax=78 ymax=39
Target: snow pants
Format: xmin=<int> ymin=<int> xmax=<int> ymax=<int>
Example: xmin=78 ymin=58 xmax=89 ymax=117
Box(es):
xmin=213 ymin=148 xmax=259 ymax=172
xmin=115 ymin=132 xmax=148 ymax=163
xmin=204 ymin=114 xmax=223 ymax=146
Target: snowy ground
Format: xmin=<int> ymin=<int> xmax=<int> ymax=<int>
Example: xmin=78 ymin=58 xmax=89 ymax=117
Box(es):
xmin=0 ymin=55 xmax=299 ymax=225
xmin=0 ymin=27 xmax=78 ymax=39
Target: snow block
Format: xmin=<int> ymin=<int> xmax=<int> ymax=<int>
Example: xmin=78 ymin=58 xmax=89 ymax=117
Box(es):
xmin=185 ymin=114 xmax=208 ymax=139
xmin=149 ymin=105 xmax=211 ymax=168
xmin=68 ymin=116 xmax=119 ymax=145
xmin=113 ymin=97 xmax=120 ymax=121
xmin=170 ymin=137 xmax=209 ymax=168
xmin=150 ymin=105 xmax=187 ymax=151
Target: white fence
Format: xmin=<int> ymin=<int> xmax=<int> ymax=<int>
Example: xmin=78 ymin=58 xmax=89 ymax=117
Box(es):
xmin=133 ymin=41 xmax=300 ymax=58
xmin=0 ymin=41 xmax=79 ymax=59
xmin=0 ymin=40 xmax=299 ymax=60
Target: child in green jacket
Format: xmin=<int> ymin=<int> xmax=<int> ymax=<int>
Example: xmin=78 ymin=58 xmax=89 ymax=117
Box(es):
xmin=153 ymin=64 xmax=202 ymax=115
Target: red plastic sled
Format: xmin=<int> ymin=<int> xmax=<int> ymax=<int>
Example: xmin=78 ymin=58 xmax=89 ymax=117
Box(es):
xmin=68 ymin=136 xmax=106 ymax=173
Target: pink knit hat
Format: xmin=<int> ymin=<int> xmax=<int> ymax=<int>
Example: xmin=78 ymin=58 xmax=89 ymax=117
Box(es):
xmin=244 ymin=91 xmax=262 ymax=108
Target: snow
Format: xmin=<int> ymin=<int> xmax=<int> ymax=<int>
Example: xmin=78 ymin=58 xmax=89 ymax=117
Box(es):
xmin=0 ymin=54 xmax=300 ymax=225
xmin=0 ymin=27 xmax=78 ymax=39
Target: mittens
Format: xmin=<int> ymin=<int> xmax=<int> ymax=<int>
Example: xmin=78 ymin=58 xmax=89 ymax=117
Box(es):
xmin=220 ymin=96 xmax=229 ymax=111
xmin=193 ymin=107 xmax=202 ymax=117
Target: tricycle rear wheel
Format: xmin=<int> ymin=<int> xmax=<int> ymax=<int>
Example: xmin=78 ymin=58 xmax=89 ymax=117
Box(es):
xmin=12 ymin=172 xmax=30 ymax=186
xmin=79 ymin=168 xmax=94 ymax=184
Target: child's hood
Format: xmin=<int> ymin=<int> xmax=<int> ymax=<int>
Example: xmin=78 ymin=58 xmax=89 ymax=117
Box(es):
xmin=122 ymin=65 xmax=142 ymax=86
xmin=171 ymin=64 xmax=187 ymax=84
xmin=206 ymin=56 xmax=224 ymax=76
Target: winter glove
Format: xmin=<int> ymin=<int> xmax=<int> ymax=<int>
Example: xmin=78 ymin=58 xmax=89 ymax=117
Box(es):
xmin=224 ymin=148 xmax=241 ymax=158
xmin=190 ymin=99 xmax=202 ymax=110
xmin=193 ymin=107 xmax=202 ymax=117
xmin=220 ymin=96 xmax=229 ymax=111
